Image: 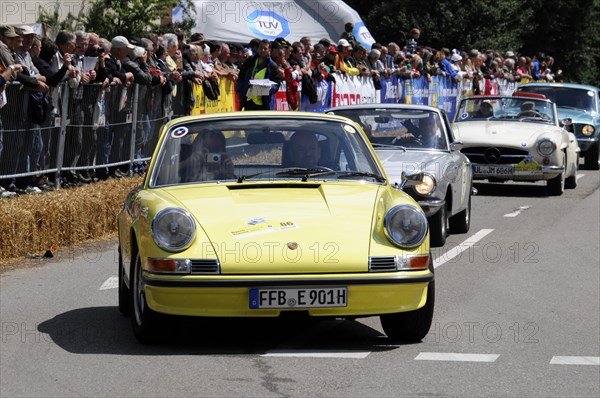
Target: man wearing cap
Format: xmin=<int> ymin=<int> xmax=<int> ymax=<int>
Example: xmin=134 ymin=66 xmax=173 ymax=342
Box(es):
xmin=334 ymin=38 xmax=359 ymax=76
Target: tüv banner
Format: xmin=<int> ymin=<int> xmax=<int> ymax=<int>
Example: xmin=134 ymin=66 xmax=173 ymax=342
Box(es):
xmin=191 ymin=0 xmax=375 ymax=49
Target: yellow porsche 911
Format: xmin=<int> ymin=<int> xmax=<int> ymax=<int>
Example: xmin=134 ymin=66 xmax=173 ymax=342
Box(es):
xmin=117 ymin=111 xmax=433 ymax=343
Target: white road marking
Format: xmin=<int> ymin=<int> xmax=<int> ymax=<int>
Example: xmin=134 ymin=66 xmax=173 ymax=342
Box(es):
xmin=550 ymin=356 xmax=600 ymax=365
xmin=415 ymin=352 xmax=499 ymax=362
xmin=433 ymin=229 xmax=494 ymax=269
xmin=504 ymin=205 xmax=531 ymax=218
xmin=100 ymin=276 xmax=118 ymax=290
xmin=576 ymin=173 xmax=585 ymax=181
xmin=262 ymin=351 xmax=370 ymax=358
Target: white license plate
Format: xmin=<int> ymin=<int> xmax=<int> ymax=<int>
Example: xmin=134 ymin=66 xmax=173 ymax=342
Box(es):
xmin=249 ymin=287 xmax=348 ymax=309
xmin=473 ymin=165 xmax=514 ymax=176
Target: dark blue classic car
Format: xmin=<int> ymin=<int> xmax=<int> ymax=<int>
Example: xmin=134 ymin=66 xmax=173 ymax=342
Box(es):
xmin=517 ymin=83 xmax=600 ymax=170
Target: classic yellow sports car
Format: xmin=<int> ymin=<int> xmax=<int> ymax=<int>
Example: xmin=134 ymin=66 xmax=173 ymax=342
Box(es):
xmin=118 ymin=112 xmax=433 ymax=343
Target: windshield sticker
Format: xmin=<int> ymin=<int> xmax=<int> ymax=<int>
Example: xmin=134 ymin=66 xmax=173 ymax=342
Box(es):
xmin=344 ymin=125 xmax=356 ymax=133
xmin=231 ymin=219 xmax=298 ymax=239
xmin=588 ymin=91 xmax=594 ymax=97
xmin=171 ymin=126 xmax=189 ymax=138
xmin=460 ymin=112 xmax=469 ymax=120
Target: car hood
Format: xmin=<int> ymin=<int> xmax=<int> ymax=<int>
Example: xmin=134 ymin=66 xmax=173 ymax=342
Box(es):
xmin=453 ymin=121 xmax=560 ymax=147
xmin=375 ymin=150 xmax=448 ymax=181
xmin=557 ymin=108 xmax=598 ymax=124
xmin=160 ymin=183 xmax=382 ymax=273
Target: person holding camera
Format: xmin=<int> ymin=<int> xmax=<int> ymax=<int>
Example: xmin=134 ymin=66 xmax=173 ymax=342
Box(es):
xmin=182 ymin=131 xmax=234 ymax=182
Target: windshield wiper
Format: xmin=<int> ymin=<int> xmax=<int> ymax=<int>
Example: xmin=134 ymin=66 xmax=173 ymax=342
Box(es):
xmin=236 ymin=172 xmax=270 ymax=183
xmin=276 ymin=167 xmax=336 ymax=182
xmin=336 ymin=171 xmax=386 ymax=183
xmin=372 ymin=143 xmax=406 ymax=150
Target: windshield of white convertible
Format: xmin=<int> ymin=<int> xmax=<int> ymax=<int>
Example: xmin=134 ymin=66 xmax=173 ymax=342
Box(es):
xmin=455 ymin=97 xmax=556 ymax=125
xmin=150 ymin=118 xmax=384 ymax=187
xmin=330 ymin=108 xmax=449 ymax=150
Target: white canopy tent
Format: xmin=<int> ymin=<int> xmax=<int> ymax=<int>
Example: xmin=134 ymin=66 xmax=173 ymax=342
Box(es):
xmin=188 ymin=0 xmax=375 ymax=49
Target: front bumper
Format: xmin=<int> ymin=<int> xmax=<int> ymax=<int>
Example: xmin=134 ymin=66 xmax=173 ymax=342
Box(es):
xmin=577 ymin=137 xmax=599 ymax=153
xmin=417 ymin=199 xmax=446 ymax=217
xmin=143 ymin=271 xmax=433 ymax=317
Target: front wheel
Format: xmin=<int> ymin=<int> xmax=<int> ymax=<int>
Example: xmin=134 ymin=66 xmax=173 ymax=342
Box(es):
xmin=584 ymin=142 xmax=599 ymax=170
xmin=130 ymin=252 xmax=178 ymax=344
xmin=428 ymin=205 xmax=447 ymax=247
xmin=118 ymin=251 xmax=130 ymax=316
xmin=449 ymin=191 xmax=471 ymax=234
xmin=380 ymin=263 xmax=435 ymax=342
xmin=547 ymin=172 xmax=565 ymax=196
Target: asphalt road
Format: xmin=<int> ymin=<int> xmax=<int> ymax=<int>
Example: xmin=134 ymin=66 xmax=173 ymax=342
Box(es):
xmin=1 ymin=168 xmax=599 ymax=398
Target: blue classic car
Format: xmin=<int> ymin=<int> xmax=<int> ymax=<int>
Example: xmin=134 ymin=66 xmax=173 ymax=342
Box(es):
xmin=517 ymin=83 xmax=600 ymax=170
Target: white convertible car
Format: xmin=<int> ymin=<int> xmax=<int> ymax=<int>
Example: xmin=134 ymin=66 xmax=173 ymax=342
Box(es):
xmin=452 ymin=93 xmax=579 ymax=196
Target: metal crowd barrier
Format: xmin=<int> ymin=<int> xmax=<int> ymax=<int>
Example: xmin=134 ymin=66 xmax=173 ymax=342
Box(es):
xmin=0 ymin=81 xmax=175 ymax=188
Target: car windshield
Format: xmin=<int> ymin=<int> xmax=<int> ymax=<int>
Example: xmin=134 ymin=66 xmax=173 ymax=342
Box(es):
xmin=329 ymin=108 xmax=449 ymax=150
xmin=454 ymin=97 xmax=556 ymax=125
xmin=518 ymin=87 xmax=596 ymax=112
xmin=150 ymin=117 xmax=384 ymax=187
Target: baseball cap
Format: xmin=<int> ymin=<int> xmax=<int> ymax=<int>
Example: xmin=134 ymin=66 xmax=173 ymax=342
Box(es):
xmin=328 ymin=45 xmax=338 ymax=54
xmin=338 ymin=38 xmax=352 ymax=48
xmin=505 ymin=51 xmax=515 ymax=58
xmin=451 ymin=53 xmax=462 ymax=62
xmin=16 ymin=25 xmax=36 ymax=36
xmin=111 ymin=35 xmax=134 ymax=49
xmin=132 ymin=46 xmax=146 ymax=59
xmin=0 ymin=25 xmax=19 ymax=38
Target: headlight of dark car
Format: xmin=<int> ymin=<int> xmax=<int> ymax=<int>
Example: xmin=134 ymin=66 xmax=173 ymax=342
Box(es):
xmin=414 ymin=173 xmax=436 ymax=195
xmin=152 ymin=208 xmax=196 ymax=252
xmin=582 ymin=125 xmax=595 ymax=136
xmin=384 ymin=205 xmax=428 ymax=248
xmin=537 ymin=139 xmax=556 ymax=156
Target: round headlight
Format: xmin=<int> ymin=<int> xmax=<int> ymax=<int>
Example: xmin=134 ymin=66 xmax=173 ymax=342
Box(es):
xmin=384 ymin=205 xmax=428 ymax=248
xmin=415 ymin=174 xmax=436 ymax=195
xmin=582 ymin=125 xmax=595 ymax=136
xmin=152 ymin=208 xmax=196 ymax=252
xmin=537 ymin=139 xmax=556 ymax=156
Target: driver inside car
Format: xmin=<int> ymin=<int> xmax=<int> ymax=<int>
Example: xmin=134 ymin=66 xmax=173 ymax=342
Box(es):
xmin=288 ymin=131 xmax=322 ymax=167
xmin=518 ymin=101 xmax=545 ymax=119
xmin=394 ymin=115 xmax=439 ymax=148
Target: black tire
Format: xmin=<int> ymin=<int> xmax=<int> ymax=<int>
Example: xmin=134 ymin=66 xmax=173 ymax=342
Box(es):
xmin=547 ymin=172 xmax=565 ymax=196
xmin=428 ymin=205 xmax=447 ymax=247
xmin=584 ymin=142 xmax=599 ymax=170
xmin=380 ymin=259 xmax=435 ymax=342
xmin=547 ymin=154 xmax=565 ymax=196
xmin=118 ymin=251 xmax=130 ymax=316
xmin=565 ymin=173 xmax=577 ymax=189
xmin=449 ymin=190 xmax=471 ymax=234
xmin=130 ymin=252 xmax=178 ymax=344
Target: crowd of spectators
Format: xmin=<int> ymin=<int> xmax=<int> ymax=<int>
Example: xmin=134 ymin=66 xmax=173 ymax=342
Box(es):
xmin=0 ymin=23 xmax=562 ymax=196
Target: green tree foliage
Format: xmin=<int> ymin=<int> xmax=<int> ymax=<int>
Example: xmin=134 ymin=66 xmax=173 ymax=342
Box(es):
xmin=345 ymin=0 xmax=599 ymax=85
xmin=38 ymin=0 xmax=197 ymax=40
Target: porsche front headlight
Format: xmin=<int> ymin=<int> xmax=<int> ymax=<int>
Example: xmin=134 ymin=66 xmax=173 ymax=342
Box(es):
xmin=582 ymin=125 xmax=595 ymax=136
xmin=415 ymin=173 xmax=436 ymax=195
xmin=152 ymin=208 xmax=196 ymax=252
xmin=384 ymin=205 xmax=428 ymax=248
xmin=537 ymin=139 xmax=556 ymax=156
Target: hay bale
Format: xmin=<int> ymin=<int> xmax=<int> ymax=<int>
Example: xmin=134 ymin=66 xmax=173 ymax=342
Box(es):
xmin=0 ymin=177 xmax=143 ymax=263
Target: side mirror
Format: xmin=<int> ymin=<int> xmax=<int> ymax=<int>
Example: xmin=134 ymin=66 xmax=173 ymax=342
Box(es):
xmin=561 ymin=118 xmax=573 ymax=132
xmin=450 ymin=141 xmax=464 ymax=151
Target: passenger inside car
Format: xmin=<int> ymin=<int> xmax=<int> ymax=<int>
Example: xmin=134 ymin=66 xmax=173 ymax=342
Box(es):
xmin=181 ymin=131 xmax=235 ymax=182
xmin=473 ymin=101 xmax=494 ymax=119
